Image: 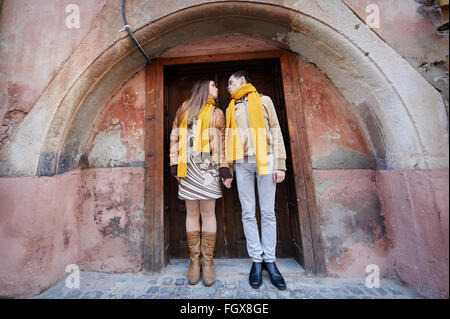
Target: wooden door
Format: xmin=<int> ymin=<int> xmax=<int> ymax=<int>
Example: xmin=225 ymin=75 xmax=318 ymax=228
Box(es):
xmin=164 ymin=58 xmax=301 ymax=260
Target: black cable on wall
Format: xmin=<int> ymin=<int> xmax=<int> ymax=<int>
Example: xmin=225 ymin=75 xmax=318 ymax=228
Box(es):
xmin=121 ymin=0 xmax=151 ymax=65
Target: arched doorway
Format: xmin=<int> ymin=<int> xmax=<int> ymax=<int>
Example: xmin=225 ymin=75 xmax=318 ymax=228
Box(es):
xmin=144 ymin=49 xmax=325 ymax=274
xmin=33 ymin=1 xmax=445 ymax=181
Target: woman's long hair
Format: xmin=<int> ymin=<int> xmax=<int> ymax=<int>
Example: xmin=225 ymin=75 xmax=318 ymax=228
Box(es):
xmin=176 ymin=79 xmax=212 ymax=127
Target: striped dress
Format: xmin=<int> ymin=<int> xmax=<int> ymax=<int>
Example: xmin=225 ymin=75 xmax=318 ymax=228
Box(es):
xmin=178 ymin=120 xmax=222 ymax=200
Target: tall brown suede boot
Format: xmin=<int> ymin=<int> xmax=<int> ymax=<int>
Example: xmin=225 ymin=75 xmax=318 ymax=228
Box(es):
xmin=186 ymin=231 xmax=201 ymax=285
xmin=201 ymin=231 xmax=216 ymax=287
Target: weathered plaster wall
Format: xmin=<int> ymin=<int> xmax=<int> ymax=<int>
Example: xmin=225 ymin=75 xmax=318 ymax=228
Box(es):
xmin=84 ymin=70 xmax=146 ymax=168
xmin=297 ymin=58 xmax=391 ymax=277
xmin=313 ymin=170 xmax=391 ymax=277
xmin=0 ymin=0 xmax=448 ymax=299
xmin=298 ymin=59 xmax=375 ymax=170
xmin=0 ymin=0 xmax=107 ymax=148
xmin=78 ymin=167 xmax=144 ymax=273
xmin=0 ymin=166 xmax=144 ymax=297
xmin=343 ymin=0 xmax=449 ymax=115
xmin=0 ymin=171 xmax=80 ymax=297
xmin=376 ymin=169 xmax=449 ymax=298
xmin=343 ymin=0 xmax=449 ymax=65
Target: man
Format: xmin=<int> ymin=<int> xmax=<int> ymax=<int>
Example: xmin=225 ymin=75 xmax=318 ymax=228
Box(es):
xmin=223 ymin=70 xmax=287 ymax=290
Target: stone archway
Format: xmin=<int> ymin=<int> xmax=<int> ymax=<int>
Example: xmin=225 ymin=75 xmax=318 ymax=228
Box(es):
xmin=0 ymin=1 xmax=446 ymax=178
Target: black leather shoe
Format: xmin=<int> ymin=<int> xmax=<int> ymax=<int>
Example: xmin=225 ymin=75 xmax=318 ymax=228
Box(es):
xmin=249 ymin=262 xmax=263 ymax=289
xmin=263 ymin=262 xmax=286 ymax=290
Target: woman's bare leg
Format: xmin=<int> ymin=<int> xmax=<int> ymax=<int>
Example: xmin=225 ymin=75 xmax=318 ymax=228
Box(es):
xmin=199 ymin=199 xmax=216 ymax=233
xmin=185 ymin=200 xmax=201 ymax=232
xmin=199 ymin=199 xmax=217 ymax=286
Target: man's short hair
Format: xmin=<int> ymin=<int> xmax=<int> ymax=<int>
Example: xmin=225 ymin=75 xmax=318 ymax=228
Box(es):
xmin=231 ymin=70 xmax=251 ymax=83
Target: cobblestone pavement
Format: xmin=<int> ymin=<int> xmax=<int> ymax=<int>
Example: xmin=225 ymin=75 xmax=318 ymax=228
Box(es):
xmin=27 ymin=259 xmax=423 ymax=299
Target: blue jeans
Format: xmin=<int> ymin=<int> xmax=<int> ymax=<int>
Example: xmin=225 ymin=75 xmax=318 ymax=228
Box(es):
xmin=234 ymin=154 xmax=277 ymax=263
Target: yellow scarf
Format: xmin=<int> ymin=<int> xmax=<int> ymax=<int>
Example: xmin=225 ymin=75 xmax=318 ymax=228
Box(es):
xmin=177 ymin=98 xmax=215 ymax=177
xmin=225 ymin=84 xmax=269 ymax=175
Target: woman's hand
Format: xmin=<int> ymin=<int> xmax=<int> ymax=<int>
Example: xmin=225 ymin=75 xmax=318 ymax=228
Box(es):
xmin=170 ymin=165 xmax=179 ymax=181
xmin=222 ymin=177 xmax=233 ymax=189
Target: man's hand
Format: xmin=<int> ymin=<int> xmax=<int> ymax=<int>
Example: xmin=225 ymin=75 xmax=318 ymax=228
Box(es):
xmin=273 ymin=170 xmax=285 ymax=183
xmin=222 ymin=178 xmax=233 ymax=189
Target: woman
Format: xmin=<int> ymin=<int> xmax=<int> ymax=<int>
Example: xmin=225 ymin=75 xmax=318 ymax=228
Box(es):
xmin=169 ymin=79 xmax=233 ymax=286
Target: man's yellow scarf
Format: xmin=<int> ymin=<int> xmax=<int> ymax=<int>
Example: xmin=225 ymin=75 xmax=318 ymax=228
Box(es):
xmin=177 ymin=98 xmax=215 ymax=177
xmin=225 ymin=83 xmax=269 ymax=175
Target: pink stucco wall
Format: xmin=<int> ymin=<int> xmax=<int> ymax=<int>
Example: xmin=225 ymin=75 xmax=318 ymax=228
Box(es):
xmin=343 ymin=0 xmax=449 ymax=66
xmin=0 ymin=0 xmax=447 ymax=299
xmin=78 ymin=167 xmax=144 ymax=273
xmin=1 ymin=44 xmax=448 ymax=298
xmin=312 ymin=169 xmax=392 ymax=277
xmin=0 ymin=167 xmax=144 ymax=297
xmin=300 ymin=55 xmax=449 ymax=298
xmin=0 ymin=0 xmax=107 ymax=148
xmin=0 ymin=171 xmax=80 ymax=297
xmin=298 ymin=58 xmax=373 ymax=168
xmin=376 ymin=169 xmax=449 ymax=298
xmin=84 ymin=70 xmax=146 ymax=168
xmin=297 ymin=57 xmax=392 ymax=277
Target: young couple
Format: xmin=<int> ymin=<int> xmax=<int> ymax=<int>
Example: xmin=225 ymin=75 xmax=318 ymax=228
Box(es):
xmin=169 ymin=71 xmax=287 ymax=290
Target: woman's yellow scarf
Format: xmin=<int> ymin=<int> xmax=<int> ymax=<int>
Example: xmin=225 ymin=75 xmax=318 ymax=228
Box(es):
xmin=225 ymin=83 xmax=269 ymax=175
xmin=177 ymin=98 xmax=215 ymax=177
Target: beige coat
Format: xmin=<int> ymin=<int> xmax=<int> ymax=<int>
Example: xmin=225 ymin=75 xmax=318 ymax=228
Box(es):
xmin=226 ymin=94 xmax=287 ymax=172
xmin=169 ymin=106 xmax=229 ymax=170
